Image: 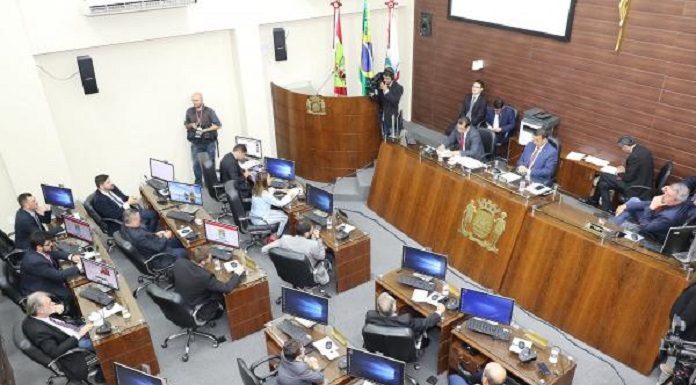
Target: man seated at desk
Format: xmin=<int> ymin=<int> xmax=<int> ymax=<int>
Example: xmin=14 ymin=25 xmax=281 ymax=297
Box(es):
xmin=172 ymin=246 xmax=245 ymax=322
xmin=484 ymin=99 xmax=515 ymax=146
xmin=14 ymin=193 xmax=62 ymax=250
xmin=365 ymin=292 xmax=445 ymax=346
xmin=516 ymin=128 xmax=558 ymax=187
xmin=448 ymin=362 xmax=507 ymax=385
xmin=22 ymin=291 xmax=102 ymax=383
xmin=20 ymin=231 xmax=83 ymax=316
xmin=611 ymin=182 xmax=691 ymax=243
xmin=220 ymin=143 xmax=253 ymax=201
xmin=277 ymin=339 xmax=324 ymax=385
xmin=120 ymin=209 xmax=188 ymax=264
xmin=93 ymin=174 xmax=158 ymax=234
xmin=438 ymin=118 xmax=485 ymax=161
xmin=261 ymin=220 xmax=330 ymax=286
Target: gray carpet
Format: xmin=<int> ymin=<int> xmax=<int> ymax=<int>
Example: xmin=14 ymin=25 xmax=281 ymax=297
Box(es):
xmin=0 ymin=190 xmax=664 ymax=385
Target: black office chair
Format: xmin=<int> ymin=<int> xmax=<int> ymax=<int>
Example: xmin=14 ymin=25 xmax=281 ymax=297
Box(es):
xmin=146 ymin=285 xmax=222 ymax=362
xmin=227 ymin=189 xmax=279 ymax=251
xmin=362 ymin=322 xmax=418 ymax=363
xmin=0 ymin=259 xmax=24 ymax=308
xmin=83 ymin=193 xmax=122 ymax=239
xmin=268 ymin=247 xmax=320 ymax=304
xmin=477 ymin=127 xmax=496 ymax=162
xmin=494 ymin=106 xmax=518 ymax=160
xmin=237 ymin=355 xmax=280 ymax=385
xmin=623 ymin=160 xmax=673 ymax=201
xmin=113 ymin=231 xmax=175 ymax=298
xmin=547 ymin=136 xmax=562 ymax=185
xmin=198 ymin=152 xmax=233 ymax=220
xmin=13 ymin=322 xmax=100 ymax=385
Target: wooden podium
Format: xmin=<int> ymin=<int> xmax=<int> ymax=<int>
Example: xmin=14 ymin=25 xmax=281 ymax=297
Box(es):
xmin=271 ymin=83 xmax=381 ymax=182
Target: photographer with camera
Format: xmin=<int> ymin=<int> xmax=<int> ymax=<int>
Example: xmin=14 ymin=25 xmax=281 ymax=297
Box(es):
xmin=659 ymin=282 xmax=696 ymax=384
xmin=370 ymin=67 xmax=403 ymax=139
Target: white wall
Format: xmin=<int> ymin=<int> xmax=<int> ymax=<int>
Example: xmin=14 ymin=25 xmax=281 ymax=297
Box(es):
xmin=0 ymin=157 xmax=17 ymax=230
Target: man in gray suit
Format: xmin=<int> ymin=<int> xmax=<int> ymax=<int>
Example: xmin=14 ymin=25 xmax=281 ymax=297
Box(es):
xmin=438 ymin=117 xmax=485 ymax=161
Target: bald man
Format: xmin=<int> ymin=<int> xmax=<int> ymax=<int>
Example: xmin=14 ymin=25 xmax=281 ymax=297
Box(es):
xmin=365 ymin=292 xmax=444 ymax=339
xmin=184 ymin=92 xmax=222 ymax=185
xmin=448 ymin=362 xmax=507 ymax=385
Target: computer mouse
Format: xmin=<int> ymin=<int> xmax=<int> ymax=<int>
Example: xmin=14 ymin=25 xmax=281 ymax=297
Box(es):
xmin=325 ymin=340 xmax=332 ymax=350
xmin=430 ymin=293 xmax=440 ymax=301
xmin=337 ymin=357 xmax=348 ymax=370
xmin=229 ymin=261 xmax=239 ymax=269
xmin=106 ymin=302 xmax=115 ymax=310
xmin=629 ymin=233 xmax=639 ymax=241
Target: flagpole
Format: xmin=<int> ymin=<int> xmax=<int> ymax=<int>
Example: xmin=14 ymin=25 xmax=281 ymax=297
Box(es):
xmin=385 ymin=0 xmax=398 ymax=51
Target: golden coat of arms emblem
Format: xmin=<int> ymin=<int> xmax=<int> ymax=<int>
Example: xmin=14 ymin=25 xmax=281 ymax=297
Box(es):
xmin=306 ymin=95 xmax=327 ymax=115
xmin=459 ymin=198 xmax=507 ymax=253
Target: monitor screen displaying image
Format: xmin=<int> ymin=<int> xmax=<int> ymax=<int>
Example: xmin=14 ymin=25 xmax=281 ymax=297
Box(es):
xmin=459 ymin=289 xmax=515 ymax=325
xmin=281 ymin=287 xmax=329 ymax=325
xmin=306 ymin=185 xmax=333 ymax=214
xmin=115 ymin=362 xmax=166 ymax=385
xmin=64 ymin=216 xmax=93 ymax=244
xmin=265 ymin=157 xmax=295 ymax=181
xmin=167 ymin=181 xmax=203 ymax=206
xmin=203 ymin=220 xmax=240 ymax=248
xmin=82 ymin=258 xmax=119 ymax=291
xmin=235 ymin=136 xmax=263 ymax=159
xmin=150 ymin=159 xmax=174 ymax=182
xmin=401 ymin=246 xmax=448 ymax=280
xmin=41 ymin=184 xmax=75 ymax=209
xmin=347 ymin=348 xmax=405 ymax=385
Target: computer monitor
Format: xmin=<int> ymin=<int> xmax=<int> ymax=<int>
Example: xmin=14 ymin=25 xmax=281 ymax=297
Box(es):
xmin=41 ymin=184 xmax=75 ymax=209
xmin=167 ymin=181 xmax=203 ymax=206
xmin=306 ymin=185 xmax=333 ymax=214
xmin=115 ymin=362 xmax=167 ymax=385
xmin=281 ymin=287 xmax=328 ymax=325
xmin=82 ymin=258 xmax=119 ymax=291
xmin=150 ymin=158 xmax=174 ymax=182
xmin=661 ymin=226 xmax=696 ymax=255
xmin=346 ymin=348 xmax=405 ymax=385
xmin=459 ymin=289 xmax=515 ymax=325
xmin=265 ymin=157 xmax=295 ymax=181
xmin=64 ymin=216 xmax=93 ymax=244
xmin=401 ymin=246 xmax=447 ymax=280
xmin=235 ymin=136 xmax=263 ymax=159
xmin=203 ymin=220 xmax=240 ymax=248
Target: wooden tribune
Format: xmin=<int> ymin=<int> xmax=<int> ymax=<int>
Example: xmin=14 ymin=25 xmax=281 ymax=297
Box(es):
xmin=271 ymin=83 xmax=382 ymax=182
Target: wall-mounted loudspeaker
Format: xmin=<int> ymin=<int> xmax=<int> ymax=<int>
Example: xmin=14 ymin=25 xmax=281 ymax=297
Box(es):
xmin=273 ymin=28 xmax=287 ymax=62
xmin=77 ymin=55 xmax=99 ymax=95
xmin=420 ymin=12 xmax=432 ymax=37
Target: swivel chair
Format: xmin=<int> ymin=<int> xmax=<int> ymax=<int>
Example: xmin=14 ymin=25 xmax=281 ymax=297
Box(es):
xmin=0 ymin=229 xmax=25 ymax=308
xmin=494 ymin=106 xmax=517 ymax=160
xmin=113 ymin=230 xmax=176 ymax=298
xmin=268 ymin=247 xmax=321 ymax=304
xmin=547 ymin=136 xmax=562 ymax=185
xmin=198 ymin=152 xmax=234 ymax=221
xmin=13 ymin=323 xmax=100 ymax=385
xmin=84 ymin=193 xmax=122 ymax=240
xmin=237 ymin=355 xmax=280 ymax=385
xmin=146 ymin=285 xmax=223 ymax=362
xmin=622 ymin=160 xmax=673 ymax=202
xmin=477 ymin=127 xmax=496 ymax=162
xmin=362 ymin=322 xmax=418 ymax=364
xmin=227 ymin=189 xmax=279 ymax=251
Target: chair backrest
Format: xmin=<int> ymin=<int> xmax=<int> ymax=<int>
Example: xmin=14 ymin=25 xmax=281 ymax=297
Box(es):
xmin=268 ymin=248 xmax=316 ymax=288
xmin=362 ymin=322 xmax=417 ymax=363
xmin=84 ymin=193 xmax=109 ymax=234
xmin=113 ymin=231 xmax=149 ymax=275
xmin=199 ymin=152 xmax=222 ymax=202
xmin=477 ymin=128 xmax=495 ymax=162
xmin=655 ymin=161 xmax=674 ymax=191
xmin=547 ymin=136 xmax=562 ymax=182
xmin=226 ymin=188 xmax=248 ymax=229
xmin=237 ymin=358 xmax=263 ymax=385
xmin=0 ymin=259 xmax=24 ymax=306
xmin=0 ymin=228 xmax=15 ymax=258
xmin=146 ymin=284 xmax=196 ymax=329
xmin=13 ymin=322 xmax=54 ymax=369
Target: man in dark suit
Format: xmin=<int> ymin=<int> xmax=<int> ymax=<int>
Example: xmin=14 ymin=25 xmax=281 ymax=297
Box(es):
xmin=438 ymin=118 xmax=485 ymax=161
xmin=120 ymin=209 xmax=187 ymax=268
xmin=22 ymin=291 xmax=97 ymax=382
xmin=372 ymin=67 xmax=403 ymax=138
xmin=220 ymin=144 xmax=253 ymax=199
xmin=584 ymin=135 xmax=654 ymax=212
xmin=14 ymin=193 xmax=61 ymax=250
xmin=446 ymin=80 xmax=487 ymax=136
xmin=172 ymin=246 xmax=245 ymax=321
xmin=448 ymin=362 xmax=507 ymax=385
xmin=20 ymin=232 xmax=82 ymax=315
xmin=484 ymin=99 xmax=516 ymax=146
xmin=365 ymin=292 xmax=444 ymax=338
xmin=92 ymin=174 xmax=158 ymax=233
xmin=516 ymin=128 xmax=559 ymax=186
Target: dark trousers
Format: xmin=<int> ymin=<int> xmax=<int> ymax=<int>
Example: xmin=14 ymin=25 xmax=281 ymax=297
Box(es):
xmin=139 ymin=209 xmax=159 ymax=233
xmin=190 ymin=141 xmax=216 ymax=185
xmin=591 ymin=172 xmax=627 ymax=211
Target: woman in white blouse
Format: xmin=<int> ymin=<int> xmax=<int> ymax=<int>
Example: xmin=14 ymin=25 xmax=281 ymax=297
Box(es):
xmin=249 ymin=171 xmax=299 ymax=240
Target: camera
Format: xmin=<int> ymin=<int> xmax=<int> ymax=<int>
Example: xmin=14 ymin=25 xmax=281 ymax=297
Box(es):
xmin=660 ymin=315 xmax=696 ymax=384
xmin=368 ymin=71 xmax=385 ymax=96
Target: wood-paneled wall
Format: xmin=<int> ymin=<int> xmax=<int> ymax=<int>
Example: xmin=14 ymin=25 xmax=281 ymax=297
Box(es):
xmin=412 ymin=0 xmax=696 ymax=178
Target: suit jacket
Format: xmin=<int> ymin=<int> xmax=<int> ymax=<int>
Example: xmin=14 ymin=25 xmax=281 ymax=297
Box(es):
xmin=365 ymin=310 xmax=441 ymax=335
xmin=624 ymin=199 xmax=691 ymax=242
xmin=517 ymin=142 xmax=559 ymax=186
xmin=14 ymin=209 xmax=52 ymax=250
xmin=92 ymin=187 xmax=128 ymax=233
xmin=484 ymin=106 xmax=516 ymax=137
xmin=444 ymin=128 xmax=485 ymax=161
xmin=22 ymin=316 xmax=88 ymax=381
xmin=671 ymin=282 xmax=696 ymax=341
xmin=219 ymin=153 xmax=251 ymax=195
xmin=374 ymin=81 xmax=403 ymax=125
xmin=121 ymin=225 xmax=167 ymax=258
xmin=20 ymin=250 xmax=79 ymax=300
xmin=623 ymin=144 xmax=654 ymax=189
xmin=458 ymin=93 xmax=487 ymax=127
xmin=172 ymin=258 xmax=242 ymax=309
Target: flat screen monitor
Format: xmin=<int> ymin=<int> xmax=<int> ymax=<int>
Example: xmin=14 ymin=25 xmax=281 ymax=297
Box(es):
xmin=82 ymin=258 xmax=119 ymax=291
xmin=167 ymin=181 xmax=203 ymax=206
xmin=459 ymin=289 xmax=515 ymax=325
xmin=150 ymin=158 xmax=174 ymax=182
xmin=115 ymin=362 xmax=166 ymax=385
xmin=306 ymin=185 xmax=333 ymax=214
xmin=41 ymin=184 xmax=75 ymax=209
xmin=203 ymin=220 xmax=240 ymax=248
xmin=235 ymin=136 xmax=263 ymax=159
xmin=265 ymin=157 xmax=295 ymax=181
xmin=64 ymin=216 xmax=93 ymax=244
xmin=661 ymin=226 xmax=696 ymax=255
xmin=401 ymin=246 xmax=447 ymax=280
xmin=281 ymin=287 xmax=328 ymax=325
xmin=347 ymin=348 xmax=405 ymax=385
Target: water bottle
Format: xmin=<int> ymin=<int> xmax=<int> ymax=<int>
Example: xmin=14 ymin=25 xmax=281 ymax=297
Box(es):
xmin=327 ymin=216 xmax=333 ymax=231
xmin=213 ymin=258 xmax=221 ymax=271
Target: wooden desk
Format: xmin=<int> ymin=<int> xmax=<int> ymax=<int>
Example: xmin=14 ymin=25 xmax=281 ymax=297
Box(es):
xmin=449 ymin=325 xmax=576 ymax=385
xmin=140 ymin=185 xmax=207 ymax=250
xmin=375 ymin=269 xmax=464 ymax=373
xmin=264 ymin=317 xmax=351 ymax=385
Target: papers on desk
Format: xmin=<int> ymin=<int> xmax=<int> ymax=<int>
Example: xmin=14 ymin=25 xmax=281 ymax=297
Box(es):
xmin=565 ymin=151 xmax=586 ymax=161
xmin=336 ymin=223 xmax=356 ymax=234
xmin=600 ymin=165 xmax=618 ymax=175
xmin=583 ymin=155 xmax=610 ymax=167
xmin=447 ymin=156 xmax=485 ymax=169
xmin=411 ymin=289 xmax=429 ymax=303
xmin=499 ymin=172 xmax=522 ymax=183
xmin=312 ymin=336 xmax=341 ymax=360
xmin=239 ymin=159 xmax=261 ymax=170
xmin=525 ymin=183 xmax=552 ymax=196
xmin=509 ymin=337 xmax=533 ymax=354
xmin=89 ymin=303 xmax=124 ymax=321
xmin=223 ymin=261 xmax=245 ymax=276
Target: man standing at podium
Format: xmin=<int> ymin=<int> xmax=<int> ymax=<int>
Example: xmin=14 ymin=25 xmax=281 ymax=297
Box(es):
xmin=372 ymin=67 xmax=403 ymax=139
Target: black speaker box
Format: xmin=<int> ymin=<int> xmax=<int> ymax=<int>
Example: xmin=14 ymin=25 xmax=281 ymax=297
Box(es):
xmin=77 ymin=55 xmax=99 ymax=95
xmin=273 ymin=28 xmax=287 ymax=62
xmin=420 ymin=12 xmax=432 ymax=37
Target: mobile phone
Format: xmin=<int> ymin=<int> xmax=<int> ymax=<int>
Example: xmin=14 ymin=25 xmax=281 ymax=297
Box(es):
xmin=537 ymin=362 xmax=551 ymax=376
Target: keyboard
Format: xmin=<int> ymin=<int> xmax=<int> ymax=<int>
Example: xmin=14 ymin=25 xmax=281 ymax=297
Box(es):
xmin=210 ymin=247 xmax=233 ymax=261
xmin=303 ymin=211 xmax=328 ymax=227
xmin=278 ymin=319 xmax=313 ymax=346
xmin=79 ymin=287 xmax=114 ymax=307
xmin=397 ymin=275 xmax=436 ymax=291
xmin=271 ymin=180 xmax=289 ymax=189
xmin=466 ymin=318 xmax=512 ymax=341
xmin=56 ymin=241 xmax=81 ymax=255
xmin=147 ymin=179 xmax=168 ymax=191
xmin=166 ymin=210 xmax=195 ymax=223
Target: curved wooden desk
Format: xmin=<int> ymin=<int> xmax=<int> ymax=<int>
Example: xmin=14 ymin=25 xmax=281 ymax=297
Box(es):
xmin=271 ymin=83 xmax=381 ymax=182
